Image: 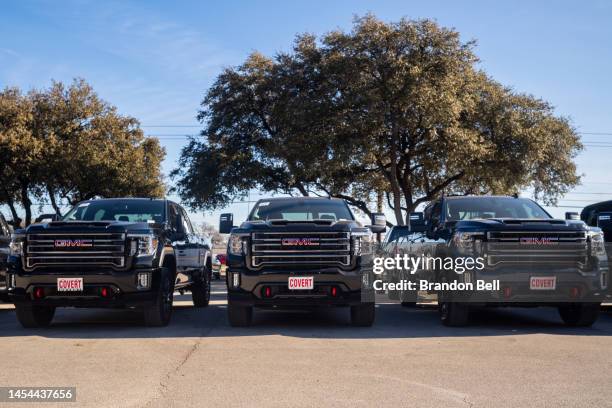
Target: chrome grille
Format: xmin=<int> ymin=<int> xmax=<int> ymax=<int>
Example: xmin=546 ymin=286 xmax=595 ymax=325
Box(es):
xmin=251 ymin=231 xmax=351 ymax=268
xmin=485 ymin=230 xmax=588 ymax=267
xmin=25 ymin=233 xmax=126 ymax=269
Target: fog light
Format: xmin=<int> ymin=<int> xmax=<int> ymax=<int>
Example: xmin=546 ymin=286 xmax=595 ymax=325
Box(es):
xmin=503 ymin=287 xmax=512 ymax=298
xmin=101 ymin=287 xmax=109 ymax=297
xmin=34 ymin=287 xmax=45 ymax=299
xmin=570 ymin=287 xmax=581 ymax=298
xmin=331 ymin=286 xmax=338 ymax=297
xmin=137 ymin=272 xmax=151 ymax=290
xmin=262 ymin=286 xmax=272 ymax=298
xmin=232 ymin=273 xmax=240 ymax=288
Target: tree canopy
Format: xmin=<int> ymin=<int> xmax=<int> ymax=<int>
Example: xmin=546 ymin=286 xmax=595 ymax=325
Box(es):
xmin=0 ymin=79 xmax=166 ymax=225
xmin=173 ymin=15 xmax=582 ymax=225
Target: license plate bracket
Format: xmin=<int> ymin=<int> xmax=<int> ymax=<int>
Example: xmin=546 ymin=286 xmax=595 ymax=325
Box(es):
xmin=288 ymin=276 xmax=314 ymax=290
xmin=529 ymin=276 xmax=556 ymax=290
xmin=57 ymin=277 xmax=84 ymax=292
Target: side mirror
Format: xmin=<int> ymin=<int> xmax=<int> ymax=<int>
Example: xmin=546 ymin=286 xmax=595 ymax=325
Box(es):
xmin=408 ymin=212 xmax=427 ymax=232
xmin=368 ymin=212 xmax=386 ymax=234
xmin=173 ymin=214 xmax=186 ymax=241
xmin=219 ymin=213 xmax=234 ymax=234
xmin=565 ymin=212 xmax=580 ymax=221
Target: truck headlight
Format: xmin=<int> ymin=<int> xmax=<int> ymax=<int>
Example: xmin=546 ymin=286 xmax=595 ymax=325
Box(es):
xmin=127 ymin=233 xmax=158 ymax=257
xmin=589 ymin=231 xmax=606 ymax=257
xmin=9 ymin=234 xmax=24 ymax=256
xmin=228 ymin=233 xmax=248 ymax=256
xmin=352 ymin=231 xmax=373 ymax=256
xmin=452 ymin=231 xmax=483 ymax=254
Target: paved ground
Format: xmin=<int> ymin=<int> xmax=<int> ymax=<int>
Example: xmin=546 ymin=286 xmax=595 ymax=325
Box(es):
xmin=1 ymin=281 xmax=611 ymax=408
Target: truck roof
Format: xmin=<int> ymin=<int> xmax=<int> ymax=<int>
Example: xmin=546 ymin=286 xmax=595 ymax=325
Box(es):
xmin=256 ymin=197 xmax=345 ymax=202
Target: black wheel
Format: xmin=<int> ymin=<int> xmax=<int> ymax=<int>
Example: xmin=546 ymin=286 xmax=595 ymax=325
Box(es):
xmin=350 ymin=303 xmax=375 ymax=327
xmin=15 ymin=304 xmax=55 ymax=328
xmin=144 ymin=268 xmax=174 ymax=327
xmin=401 ymin=301 xmax=417 ymax=307
xmin=228 ymin=302 xmax=252 ymax=327
xmin=439 ymin=301 xmax=470 ymax=327
xmin=558 ymin=302 xmax=601 ymax=327
xmin=191 ymin=268 xmax=211 ymax=308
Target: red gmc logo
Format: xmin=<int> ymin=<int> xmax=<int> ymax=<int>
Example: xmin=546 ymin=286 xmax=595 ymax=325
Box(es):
xmin=519 ymin=237 xmax=558 ymax=245
xmin=54 ymin=239 xmax=93 ymax=248
xmin=281 ymin=238 xmax=320 ymax=246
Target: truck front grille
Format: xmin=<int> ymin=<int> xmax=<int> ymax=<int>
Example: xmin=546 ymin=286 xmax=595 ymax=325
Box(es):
xmin=251 ymin=231 xmax=351 ymax=268
xmin=485 ymin=230 xmax=588 ymax=267
xmin=25 ymin=233 xmax=126 ymax=270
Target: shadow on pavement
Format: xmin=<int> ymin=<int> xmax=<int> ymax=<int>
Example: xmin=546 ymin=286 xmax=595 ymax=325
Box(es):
xmin=1 ymin=282 xmax=611 ymax=339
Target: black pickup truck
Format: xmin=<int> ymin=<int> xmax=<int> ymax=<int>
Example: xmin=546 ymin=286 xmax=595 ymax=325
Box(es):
xmin=395 ymin=196 xmax=609 ymax=326
xmin=0 ymin=212 xmax=11 ymax=302
xmin=8 ymin=198 xmax=212 ymax=327
xmin=219 ymin=197 xmax=385 ymax=327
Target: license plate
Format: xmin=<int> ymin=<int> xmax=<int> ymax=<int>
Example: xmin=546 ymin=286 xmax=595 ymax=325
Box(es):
xmin=530 ymin=276 xmax=556 ymax=290
xmin=288 ymin=276 xmax=314 ymax=290
xmin=57 ymin=278 xmax=83 ymax=292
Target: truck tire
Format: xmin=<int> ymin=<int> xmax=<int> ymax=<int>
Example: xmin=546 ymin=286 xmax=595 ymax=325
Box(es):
xmin=15 ymin=304 xmax=55 ymax=328
xmin=439 ymin=301 xmax=470 ymax=327
xmin=228 ymin=302 xmax=252 ymax=327
xmin=191 ymin=268 xmax=211 ymax=308
xmin=350 ymin=303 xmax=375 ymax=327
xmin=144 ymin=268 xmax=174 ymax=327
xmin=558 ymin=302 xmax=601 ymax=327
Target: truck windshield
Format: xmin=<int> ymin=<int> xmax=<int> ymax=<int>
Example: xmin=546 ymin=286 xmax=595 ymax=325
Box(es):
xmin=63 ymin=200 xmax=165 ymax=223
xmin=445 ymin=197 xmax=551 ymax=221
xmin=249 ymin=199 xmax=353 ymax=222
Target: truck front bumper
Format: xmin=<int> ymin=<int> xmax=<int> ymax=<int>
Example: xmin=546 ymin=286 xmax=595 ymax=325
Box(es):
xmin=8 ymin=267 xmax=161 ymax=308
xmin=226 ymin=267 xmax=370 ymax=307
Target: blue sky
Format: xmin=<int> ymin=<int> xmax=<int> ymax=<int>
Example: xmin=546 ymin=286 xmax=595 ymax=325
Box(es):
xmin=1 ymin=0 xmax=612 ymax=225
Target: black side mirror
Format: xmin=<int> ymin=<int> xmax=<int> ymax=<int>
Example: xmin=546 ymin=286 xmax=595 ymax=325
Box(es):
xmin=172 ymin=214 xmax=186 ymax=241
xmin=565 ymin=212 xmax=580 ymax=221
xmin=219 ymin=213 xmax=234 ymax=234
xmin=408 ymin=212 xmax=427 ymax=232
xmin=368 ymin=212 xmax=386 ymax=233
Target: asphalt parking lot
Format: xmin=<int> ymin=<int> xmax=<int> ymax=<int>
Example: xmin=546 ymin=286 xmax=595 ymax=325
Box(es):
xmin=1 ymin=281 xmax=611 ymax=408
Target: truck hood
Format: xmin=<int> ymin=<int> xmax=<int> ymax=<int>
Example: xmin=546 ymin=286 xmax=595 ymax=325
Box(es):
xmin=24 ymin=220 xmax=157 ymax=234
xmin=452 ymin=218 xmax=588 ymax=232
xmin=237 ymin=219 xmax=362 ymax=233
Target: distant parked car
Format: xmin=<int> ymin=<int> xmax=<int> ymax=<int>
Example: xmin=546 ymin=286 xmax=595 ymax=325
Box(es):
xmin=212 ymin=254 xmax=226 ymax=280
xmin=0 ymin=212 xmax=11 ymax=302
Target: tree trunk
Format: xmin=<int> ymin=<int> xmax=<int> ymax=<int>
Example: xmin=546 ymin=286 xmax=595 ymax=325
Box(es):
xmin=20 ymin=183 xmax=32 ymax=226
xmin=47 ymin=186 xmax=63 ymax=216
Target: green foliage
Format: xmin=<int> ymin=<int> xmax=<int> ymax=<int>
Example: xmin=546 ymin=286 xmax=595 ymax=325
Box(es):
xmin=173 ymin=15 xmax=581 ymax=224
xmin=0 ymin=79 xmax=166 ymax=225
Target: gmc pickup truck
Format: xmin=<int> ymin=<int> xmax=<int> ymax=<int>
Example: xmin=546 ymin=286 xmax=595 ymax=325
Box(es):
xmin=396 ymin=196 xmax=609 ymax=327
xmin=219 ymin=197 xmax=385 ymax=327
xmin=0 ymin=212 xmax=11 ymax=302
xmin=8 ymin=198 xmax=212 ymax=327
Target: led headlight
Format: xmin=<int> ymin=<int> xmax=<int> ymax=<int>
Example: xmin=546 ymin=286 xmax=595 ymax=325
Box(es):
xmin=352 ymin=231 xmax=373 ymax=256
xmin=128 ymin=233 xmax=158 ymax=257
xmin=452 ymin=231 xmax=484 ymax=254
xmin=589 ymin=230 xmax=606 ymax=257
xmin=228 ymin=233 xmax=248 ymax=256
xmin=9 ymin=233 xmax=24 ymax=256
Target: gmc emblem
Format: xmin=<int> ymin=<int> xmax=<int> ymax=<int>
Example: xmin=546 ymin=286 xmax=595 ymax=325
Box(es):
xmin=54 ymin=239 xmax=93 ymax=248
xmin=519 ymin=237 xmax=558 ymax=245
xmin=281 ymin=238 xmax=320 ymax=246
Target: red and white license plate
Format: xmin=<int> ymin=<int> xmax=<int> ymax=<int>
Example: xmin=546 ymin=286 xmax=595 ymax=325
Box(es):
xmin=288 ymin=276 xmax=314 ymax=290
xmin=530 ymin=276 xmax=556 ymax=290
xmin=57 ymin=277 xmax=83 ymax=292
